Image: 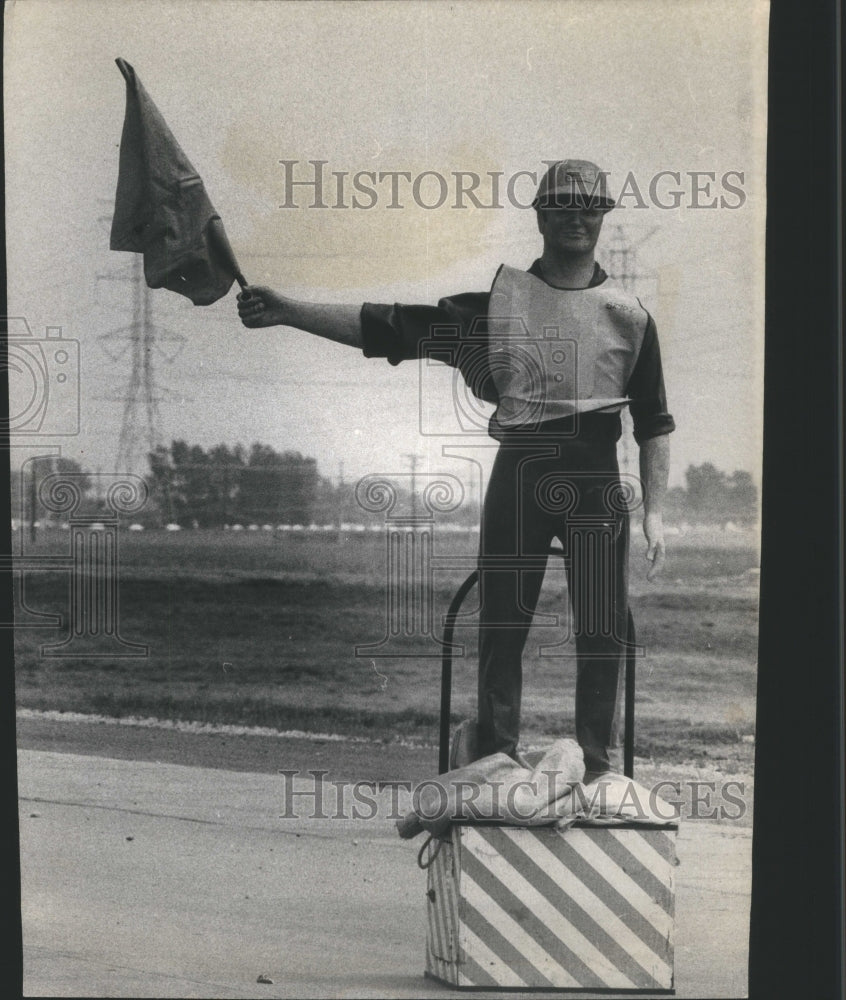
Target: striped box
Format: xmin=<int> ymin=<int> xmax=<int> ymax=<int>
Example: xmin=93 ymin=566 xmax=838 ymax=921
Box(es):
xmin=425 ymin=823 xmax=677 ymax=992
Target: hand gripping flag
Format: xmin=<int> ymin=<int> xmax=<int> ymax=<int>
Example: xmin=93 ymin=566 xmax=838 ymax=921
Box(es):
xmin=110 ymin=57 xmax=246 ymax=306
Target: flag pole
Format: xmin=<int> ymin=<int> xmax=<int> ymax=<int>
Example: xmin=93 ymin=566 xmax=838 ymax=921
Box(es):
xmin=207 ymin=217 xmax=249 ymax=293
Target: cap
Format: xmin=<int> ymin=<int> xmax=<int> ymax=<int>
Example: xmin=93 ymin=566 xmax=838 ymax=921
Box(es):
xmin=533 ymin=160 xmax=615 ymax=211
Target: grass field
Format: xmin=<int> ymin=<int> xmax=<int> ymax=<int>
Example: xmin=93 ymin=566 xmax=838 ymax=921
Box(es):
xmin=13 ymin=526 xmax=759 ymax=771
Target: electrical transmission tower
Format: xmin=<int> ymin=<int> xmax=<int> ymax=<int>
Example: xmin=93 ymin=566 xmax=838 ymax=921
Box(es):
xmin=117 ymin=259 xmax=157 ymax=473
xmin=604 ymin=222 xmax=659 ymax=294
xmin=98 ymin=249 xmax=186 ymax=476
xmin=603 ymin=223 xmax=659 ymax=480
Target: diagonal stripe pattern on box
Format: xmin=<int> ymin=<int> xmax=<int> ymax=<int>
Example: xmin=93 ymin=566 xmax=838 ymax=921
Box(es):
xmin=425 ymin=823 xmax=676 ymax=991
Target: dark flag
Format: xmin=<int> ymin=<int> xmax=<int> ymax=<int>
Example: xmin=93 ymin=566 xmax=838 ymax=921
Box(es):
xmin=110 ymin=57 xmax=245 ymax=306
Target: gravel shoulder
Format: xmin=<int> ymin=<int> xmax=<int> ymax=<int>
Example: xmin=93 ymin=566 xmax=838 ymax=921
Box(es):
xmin=16 ymin=710 xmax=754 ymax=827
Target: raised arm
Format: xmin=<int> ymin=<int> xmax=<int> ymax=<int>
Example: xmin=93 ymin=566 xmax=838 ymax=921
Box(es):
xmin=237 ymin=286 xmax=363 ymax=349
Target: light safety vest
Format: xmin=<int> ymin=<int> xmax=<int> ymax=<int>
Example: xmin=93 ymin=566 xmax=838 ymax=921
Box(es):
xmin=487 ymin=265 xmax=649 ymax=428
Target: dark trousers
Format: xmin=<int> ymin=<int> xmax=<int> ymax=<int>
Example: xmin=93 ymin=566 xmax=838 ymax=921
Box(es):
xmin=476 ymin=434 xmax=631 ymax=773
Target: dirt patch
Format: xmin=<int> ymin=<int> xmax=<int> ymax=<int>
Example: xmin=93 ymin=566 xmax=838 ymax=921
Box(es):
xmin=16 ymin=713 xmax=440 ymax=782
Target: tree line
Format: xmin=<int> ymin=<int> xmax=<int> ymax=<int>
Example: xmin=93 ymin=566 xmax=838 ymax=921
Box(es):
xmin=10 ymin=449 xmax=757 ymax=529
xmin=663 ymin=463 xmax=758 ymax=527
xmin=146 ymin=441 xmax=323 ymax=526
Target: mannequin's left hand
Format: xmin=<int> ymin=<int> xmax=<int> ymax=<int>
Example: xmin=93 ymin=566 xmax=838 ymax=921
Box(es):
xmin=643 ymin=512 xmax=666 ymax=582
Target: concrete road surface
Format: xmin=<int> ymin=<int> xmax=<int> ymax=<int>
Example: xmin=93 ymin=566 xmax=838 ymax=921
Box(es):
xmin=18 ymin=748 xmax=751 ymax=998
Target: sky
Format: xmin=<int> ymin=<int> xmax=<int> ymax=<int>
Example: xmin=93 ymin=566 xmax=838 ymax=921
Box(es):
xmin=4 ymin=0 xmax=768 ymax=497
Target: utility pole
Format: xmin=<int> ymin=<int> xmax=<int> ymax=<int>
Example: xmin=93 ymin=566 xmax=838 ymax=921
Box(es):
xmin=29 ymin=465 xmax=37 ymax=544
xmin=337 ymin=460 xmax=345 ymax=543
xmin=403 ymin=453 xmax=422 ymax=520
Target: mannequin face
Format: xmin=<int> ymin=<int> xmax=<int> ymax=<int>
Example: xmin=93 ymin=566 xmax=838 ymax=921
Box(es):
xmin=536 ymin=206 xmax=605 ymax=257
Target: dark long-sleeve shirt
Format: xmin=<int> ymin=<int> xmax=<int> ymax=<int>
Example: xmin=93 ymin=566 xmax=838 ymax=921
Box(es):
xmin=360 ymin=259 xmax=675 ymax=444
